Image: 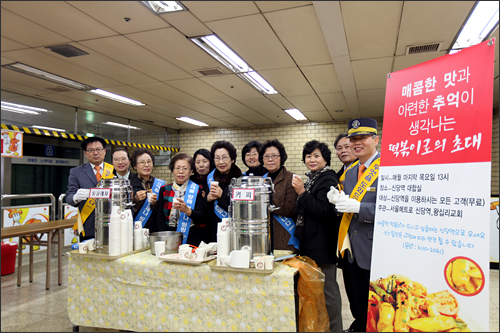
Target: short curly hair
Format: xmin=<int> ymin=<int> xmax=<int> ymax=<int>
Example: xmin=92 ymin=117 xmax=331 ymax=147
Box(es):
xmin=241 ymin=140 xmax=262 ymax=166
xmin=302 ymin=140 xmax=331 ymax=166
xmin=169 ymin=153 xmax=195 ymax=172
xmin=210 ymin=140 xmax=237 ymax=162
xmin=130 ymin=148 xmax=155 ymax=169
xmin=259 ymin=139 xmax=287 ymax=166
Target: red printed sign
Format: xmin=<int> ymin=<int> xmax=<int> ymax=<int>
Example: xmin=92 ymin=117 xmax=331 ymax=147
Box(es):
xmin=381 ymin=40 xmax=495 ymax=166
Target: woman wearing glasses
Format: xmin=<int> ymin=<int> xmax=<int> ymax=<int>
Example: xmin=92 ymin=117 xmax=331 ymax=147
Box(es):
xmin=241 ymin=140 xmax=268 ymax=176
xmin=207 ymin=140 xmax=242 ymax=242
xmin=157 ymin=153 xmax=208 ymax=245
xmin=291 ymin=140 xmax=342 ymax=332
xmin=260 ymin=139 xmax=299 ymax=253
xmin=130 ymin=148 xmax=165 ymax=234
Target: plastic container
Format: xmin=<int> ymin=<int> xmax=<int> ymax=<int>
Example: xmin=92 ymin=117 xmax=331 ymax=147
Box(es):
xmin=1 ymin=242 xmax=18 ymax=276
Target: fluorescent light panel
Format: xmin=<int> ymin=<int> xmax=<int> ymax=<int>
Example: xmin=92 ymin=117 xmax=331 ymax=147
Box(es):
xmin=141 ymin=1 xmax=186 ymax=14
xmin=2 ymin=62 xmax=93 ymax=90
xmin=1 ymin=101 xmax=48 ymax=115
xmin=176 ymin=117 xmax=209 ymax=127
xmin=33 ymin=125 xmax=66 ymax=132
xmin=189 ymin=35 xmax=278 ymax=94
xmin=104 ymin=122 xmax=140 ymax=130
xmin=285 ymin=109 xmax=308 ymax=121
xmin=89 ymin=89 xmax=145 ymax=106
xmin=450 ymin=1 xmax=499 ymax=53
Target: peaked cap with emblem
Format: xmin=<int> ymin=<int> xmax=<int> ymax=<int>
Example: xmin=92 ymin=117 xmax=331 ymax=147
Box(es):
xmin=347 ymin=118 xmax=378 ymax=138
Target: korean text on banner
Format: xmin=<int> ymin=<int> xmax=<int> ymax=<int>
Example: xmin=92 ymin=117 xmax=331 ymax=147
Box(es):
xmin=370 ymin=39 xmax=495 ymax=332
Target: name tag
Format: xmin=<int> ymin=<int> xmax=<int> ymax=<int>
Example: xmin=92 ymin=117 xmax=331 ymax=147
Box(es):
xmin=367 ymin=187 xmax=376 ymax=192
xmin=89 ymin=188 xmax=112 ymax=199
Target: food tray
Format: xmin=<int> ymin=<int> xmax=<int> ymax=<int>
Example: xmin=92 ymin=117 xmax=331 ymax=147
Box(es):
xmin=208 ymin=259 xmax=279 ymax=274
xmin=69 ymin=246 xmax=149 ymax=259
xmin=159 ymin=253 xmax=216 ymax=265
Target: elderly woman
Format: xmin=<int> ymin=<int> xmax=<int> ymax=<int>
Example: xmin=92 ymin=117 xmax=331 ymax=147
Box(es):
xmin=292 ymin=140 xmax=342 ymax=332
xmin=190 ymin=148 xmax=215 ymax=196
xmin=260 ymin=139 xmax=299 ymax=253
xmin=206 ymin=140 xmax=242 ymax=242
xmin=157 ymin=153 xmax=208 ymax=245
xmin=130 ymin=148 xmax=165 ymax=234
xmin=242 ymin=140 xmax=268 ymax=176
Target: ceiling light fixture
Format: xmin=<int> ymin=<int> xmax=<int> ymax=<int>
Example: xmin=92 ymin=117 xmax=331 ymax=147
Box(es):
xmin=176 ymin=117 xmax=209 ymax=127
xmin=89 ymin=89 xmax=145 ymax=106
xmin=1 ymin=101 xmax=49 ymax=115
xmin=104 ymin=121 xmax=141 ymax=130
xmin=1 ymin=62 xmax=94 ymax=90
xmin=141 ymin=1 xmax=186 ymax=14
xmin=449 ymin=1 xmax=499 ymax=54
xmin=284 ymin=109 xmax=308 ymax=121
xmin=33 ymin=125 xmax=66 ymax=132
xmin=189 ymin=35 xmax=278 ymax=94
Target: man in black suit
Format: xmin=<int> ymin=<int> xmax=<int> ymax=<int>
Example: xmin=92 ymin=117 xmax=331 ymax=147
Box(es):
xmin=333 ymin=133 xmax=358 ymax=332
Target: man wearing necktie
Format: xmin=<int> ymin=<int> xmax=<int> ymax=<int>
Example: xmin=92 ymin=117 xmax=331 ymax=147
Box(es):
xmin=327 ymin=118 xmax=380 ymax=332
xmin=66 ymin=137 xmax=113 ymax=242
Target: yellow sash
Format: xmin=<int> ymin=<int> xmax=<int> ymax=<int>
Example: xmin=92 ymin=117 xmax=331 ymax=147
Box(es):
xmin=338 ymin=161 xmax=359 ymax=192
xmin=72 ymin=162 xmax=114 ymax=236
xmin=337 ymin=158 xmax=380 ymax=258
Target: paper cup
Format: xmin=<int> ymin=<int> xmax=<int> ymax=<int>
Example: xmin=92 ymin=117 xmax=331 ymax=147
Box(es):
xmin=78 ymin=243 xmax=88 ymax=254
xmin=179 ymin=245 xmax=192 ymax=260
xmin=254 ymin=256 xmax=266 ymax=270
xmin=147 ymin=192 xmax=153 ymax=202
xmin=155 ymin=241 xmax=166 ymax=257
xmin=86 ymin=239 xmax=95 ymax=252
xmin=265 ymin=255 xmax=274 ymax=270
xmin=195 ymin=247 xmax=208 ymax=261
xmin=210 ymin=181 xmax=219 ymax=187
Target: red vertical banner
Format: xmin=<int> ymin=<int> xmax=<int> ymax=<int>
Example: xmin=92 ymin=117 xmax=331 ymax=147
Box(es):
xmin=370 ymin=39 xmax=495 ymax=332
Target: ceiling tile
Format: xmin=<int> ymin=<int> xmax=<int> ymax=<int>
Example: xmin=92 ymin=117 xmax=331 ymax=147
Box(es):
xmin=165 ymin=78 xmax=233 ymax=103
xmin=199 ymin=74 xmax=264 ymax=100
xmin=129 ymin=82 xmax=204 ymax=105
xmin=317 ymin=92 xmax=349 ymax=113
xmin=393 ymin=52 xmax=448 ymax=72
xmin=2 ymin=1 xmax=118 ymax=41
xmin=217 ymin=116 xmax=254 ymax=127
xmin=2 ymin=48 xmax=123 ymax=87
xmin=78 ymin=36 xmax=191 ymax=81
xmin=1 ymin=36 xmax=29 ymax=52
xmin=243 ymin=115 xmax=277 ymax=125
xmin=255 ymin=1 xmax=312 ymax=13
xmin=181 ymin=103 xmax=235 ymax=118
xmin=341 ymin=1 xmax=403 ymax=60
xmin=301 ymin=64 xmax=342 ymax=94
xmin=360 ymin=107 xmax=385 ymax=118
xmin=125 ymin=27 xmax=226 ymax=76
xmin=0 ymin=79 xmax=53 ymax=98
xmin=302 ymin=111 xmax=334 ymax=122
xmin=161 ymin=10 xmax=212 ymax=37
xmin=239 ymin=98 xmax=283 ymax=114
xmin=264 ymin=113 xmax=297 ymax=124
xmin=266 ymin=94 xmax=295 ymax=109
xmin=264 ymin=5 xmax=331 ymax=66
xmin=396 ymin=1 xmax=475 ymax=55
xmin=287 ymin=94 xmax=325 ymax=112
xmin=206 ymin=14 xmax=295 ymax=71
xmin=1 ymin=9 xmax=71 ymax=47
xmin=259 ymin=67 xmax=315 ymax=96
xmin=185 ymin=1 xmax=260 ymax=22
xmin=212 ymin=100 xmax=259 ymax=115
xmin=357 ymin=89 xmax=386 ymax=109
xmin=351 ymin=57 xmax=393 ymax=90
xmin=67 ymin=1 xmax=171 ymax=34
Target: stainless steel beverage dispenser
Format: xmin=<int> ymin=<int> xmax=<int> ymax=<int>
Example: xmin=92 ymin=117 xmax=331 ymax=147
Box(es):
xmin=95 ymin=177 xmax=133 ymax=254
xmin=229 ymin=175 xmax=274 ymax=258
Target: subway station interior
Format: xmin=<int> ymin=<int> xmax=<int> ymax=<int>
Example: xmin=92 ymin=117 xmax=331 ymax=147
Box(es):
xmin=1 ymin=1 xmax=499 ymax=332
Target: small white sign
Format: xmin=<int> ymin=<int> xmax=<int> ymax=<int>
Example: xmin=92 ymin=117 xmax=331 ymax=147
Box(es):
xmin=232 ymin=188 xmax=255 ymax=201
xmin=89 ymin=188 xmax=112 ymax=199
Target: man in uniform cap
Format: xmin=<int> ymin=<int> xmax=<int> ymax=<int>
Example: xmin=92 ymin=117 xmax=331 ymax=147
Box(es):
xmin=327 ymin=118 xmax=380 ymax=332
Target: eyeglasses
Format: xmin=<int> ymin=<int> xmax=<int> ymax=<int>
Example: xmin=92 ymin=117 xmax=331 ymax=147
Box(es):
xmin=113 ymin=158 xmax=128 ymax=162
xmin=214 ymin=156 xmax=230 ymax=163
xmin=174 ymin=167 xmax=191 ymax=172
xmin=86 ymin=147 xmax=104 ymax=153
xmin=245 ymin=152 xmax=258 ymax=158
xmin=137 ymin=160 xmax=153 ymax=166
xmin=263 ymin=154 xmax=280 ymax=160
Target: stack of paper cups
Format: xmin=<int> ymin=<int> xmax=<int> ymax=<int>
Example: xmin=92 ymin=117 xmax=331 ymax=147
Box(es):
xmin=142 ymin=228 xmax=149 ymax=249
xmin=134 ymin=221 xmax=143 ymax=250
xmin=108 ymin=206 xmax=121 ymax=256
xmin=125 ymin=209 xmax=134 ymax=252
xmin=119 ymin=209 xmax=128 ymax=254
xmin=217 ymin=219 xmax=231 ymax=266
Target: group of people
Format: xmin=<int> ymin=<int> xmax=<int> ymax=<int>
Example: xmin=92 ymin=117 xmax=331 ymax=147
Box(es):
xmin=66 ymin=117 xmax=381 ymax=332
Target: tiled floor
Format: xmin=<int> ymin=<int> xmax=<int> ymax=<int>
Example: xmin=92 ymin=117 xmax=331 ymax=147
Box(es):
xmin=1 ymin=248 xmax=498 ymax=332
